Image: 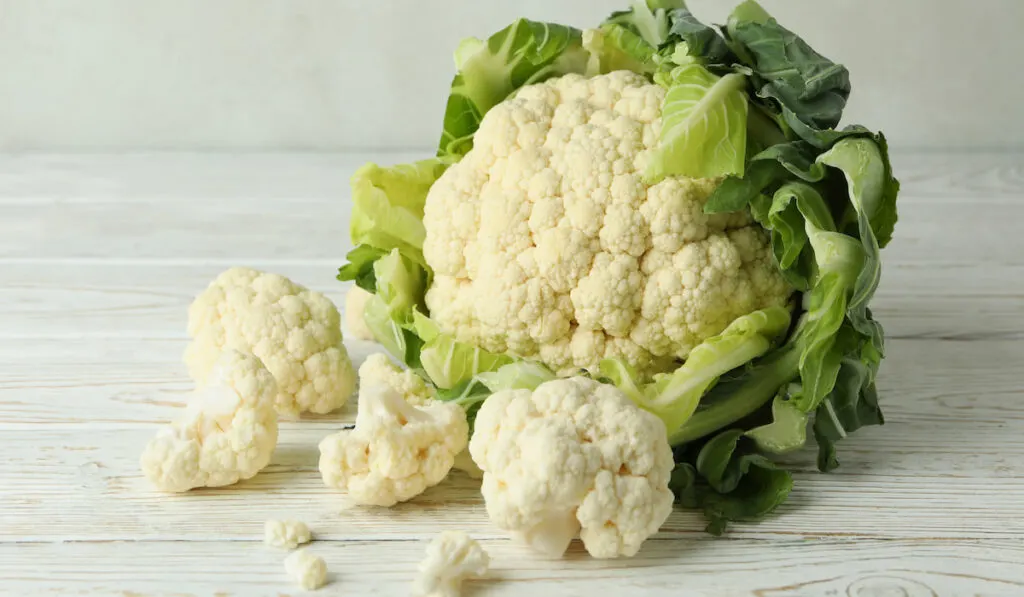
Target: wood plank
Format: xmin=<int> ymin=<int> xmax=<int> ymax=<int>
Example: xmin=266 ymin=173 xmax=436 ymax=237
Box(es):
xmin=0 ymin=152 xmax=423 ymax=205
xmin=2 ymin=259 xmax=1024 ymax=341
xmin=0 ymin=185 xmax=1020 ymax=263
xmin=1 ymin=333 xmax=1020 ymax=433
xmin=0 ymin=152 xmax=1022 ymax=205
xmin=1 ymin=337 xmax=1021 ymax=541
xmin=1 ymin=538 xmax=1022 ymax=596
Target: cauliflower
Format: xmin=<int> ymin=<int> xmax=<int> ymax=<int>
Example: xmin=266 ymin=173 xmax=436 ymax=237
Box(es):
xmin=422 ymin=71 xmax=792 ymax=375
xmin=469 ymin=376 xmax=674 ymax=558
xmin=358 ymin=352 xmax=433 ymax=406
xmin=344 ymin=285 xmax=376 ymax=341
xmin=140 ymin=350 xmax=278 ymax=492
xmin=185 ymin=267 xmax=356 ymax=416
xmin=284 ymin=549 xmax=328 ymax=590
xmin=318 ymin=379 xmax=468 ymax=507
xmin=264 ymin=519 xmax=312 ymax=550
xmin=413 ymin=531 xmax=490 ymax=597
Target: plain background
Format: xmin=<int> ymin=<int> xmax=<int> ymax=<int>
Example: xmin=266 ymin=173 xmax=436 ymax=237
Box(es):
xmin=0 ymin=0 xmax=1017 ymax=151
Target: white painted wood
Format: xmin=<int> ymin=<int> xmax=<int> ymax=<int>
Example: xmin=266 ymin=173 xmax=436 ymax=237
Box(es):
xmin=0 ymin=2 xmax=1020 ymax=151
xmin=0 ymin=154 xmax=1022 ymax=595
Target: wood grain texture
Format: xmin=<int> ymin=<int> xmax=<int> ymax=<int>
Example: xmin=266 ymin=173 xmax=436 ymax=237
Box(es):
xmin=0 ymin=153 xmax=1021 ymax=596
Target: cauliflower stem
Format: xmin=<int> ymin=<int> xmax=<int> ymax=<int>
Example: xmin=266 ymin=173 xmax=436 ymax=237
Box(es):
xmin=338 ymin=0 xmax=898 ymax=536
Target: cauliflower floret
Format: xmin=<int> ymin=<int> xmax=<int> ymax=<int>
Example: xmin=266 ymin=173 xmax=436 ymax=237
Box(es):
xmin=284 ymin=549 xmax=327 ymax=590
xmin=140 ymin=350 xmax=278 ymax=492
xmin=318 ymin=381 xmax=468 ymax=507
xmin=185 ymin=267 xmax=356 ymax=416
xmin=358 ymin=353 xmax=433 ymax=406
xmin=422 ymin=71 xmax=792 ymax=376
xmin=264 ymin=519 xmax=312 ymax=550
xmin=344 ymin=285 xmax=377 ymax=341
xmin=469 ymin=376 xmax=674 ymax=559
xmin=413 ymin=531 xmax=490 ymax=597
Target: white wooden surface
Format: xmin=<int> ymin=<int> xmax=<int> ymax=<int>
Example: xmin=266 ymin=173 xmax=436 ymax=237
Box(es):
xmin=1 ymin=152 xmax=1023 ymax=596
xmin=1 ymin=1 xmax=1022 ymax=151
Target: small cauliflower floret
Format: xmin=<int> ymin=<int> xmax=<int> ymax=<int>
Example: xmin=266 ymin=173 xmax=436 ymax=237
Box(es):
xmin=318 ymin=382 xmax=468 ymax=507
xmin=185 ymin=267 xmax=356 ymax=416
xmin=358 ymin=353 xmax=433 ymax=406
xmin=470 ymin=376 xmax=674 ymax=559
xmin=413 ymin=531 xmax=490 ymax=597
xmin=422 ymin=71 xmax=793 ymax=376
xmin=140 ymin=350 xmax=278 ymax=492
xmin=344 ymin=285 xmax=376 ymax=341
xmin=284 ymin=549 xmax=327 ymax=590
xmin=264 ymin=519 xmax=312 ymax=550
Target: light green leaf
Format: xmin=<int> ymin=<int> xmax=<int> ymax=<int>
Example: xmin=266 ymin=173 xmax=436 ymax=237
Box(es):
xmin=349 ymin=158 xmax=452 ymax=266
xmin=439 ymin=19 xmax=589 ymax=157
xmin=745 ymin=391 xmax=809 ymax=453
xmin=603 ymin=306 xmax=791 ymax=436
xmin=476 ymin=361 xmax=556 ymax=393
xmin=372 ymin=249 xmax=426 ymax=326
xmin=416 ymin=327 xmax=513 ymax=390
xmin=646 ymin=64 xmax=748 ymax=180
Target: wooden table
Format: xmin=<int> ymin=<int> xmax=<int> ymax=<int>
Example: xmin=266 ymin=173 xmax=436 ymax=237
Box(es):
xmin=1 ymin=153 xmax=1021 ymax=596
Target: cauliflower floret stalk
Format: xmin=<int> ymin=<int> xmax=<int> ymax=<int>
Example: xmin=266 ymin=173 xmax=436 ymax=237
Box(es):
xmin=337 ymin=0 xmax=899 ymax=536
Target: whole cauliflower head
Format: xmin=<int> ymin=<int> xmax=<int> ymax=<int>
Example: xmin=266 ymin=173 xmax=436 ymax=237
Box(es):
xmin=141 ymin=350 xmax=279 ymax=492
xmin=422 ymin=70 xmax=792 ymax=375
xmin=185 ymin=267 xmax=356 ymax=416
xmin=318 ymin=376 xmax=468 ymax=507
xmin=469 ymin=376 xmax=674 ymax=559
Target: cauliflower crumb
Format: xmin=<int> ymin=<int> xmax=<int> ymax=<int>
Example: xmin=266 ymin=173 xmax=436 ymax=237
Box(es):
xmin=284 ymin=549 xmax=327 ymax=590
xmin=185 ymin=267 xmax=356 ymax=416
xmin=413 ymin=531 xmax=490 ymax=597
xmin=422 ymin=71 xmax=793 ymax=376
xmin=264 ymin=519 xmax=312 ymax=550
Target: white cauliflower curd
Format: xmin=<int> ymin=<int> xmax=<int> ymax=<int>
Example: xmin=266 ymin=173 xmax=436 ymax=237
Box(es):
xmin=470 ymin=375 xmax=675 ymax=559
xmin=413 ymin=531 xmax=490 ymax=597
xmin=422 ymin=70 xmax=792 ymax=375
xmin=344 ymin=285 xmax=377 ymax=341
xmin=185 ymin=267 xmax=356 ymax=416
xmin=140 ymin=350 xmax=279 ymax=492
xmin=318 ymin=361 xmax=469 ymax=506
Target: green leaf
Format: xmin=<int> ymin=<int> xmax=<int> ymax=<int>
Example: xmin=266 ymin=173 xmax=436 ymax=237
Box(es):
xmin=813 ymin=356 xmax=884 ymax=471
xmin=745 ymin=390 xmax=809 ymax=453
xmin=372 ymin=249 xmax=427 ymax=326
xmin=336 ymin=245 xmax=386 ymax=293
xmin=646 ymin=64 xmax=749 ymax=180
xmin=603 ymin=307 xmax=791 ymax=438
xmin=476 ymin=361 xmax=557 ymax=393
xmin=349 ymin=158 xmax=452 ymax=267
xmin=583 ymin=25 xmax=658 ymax=75
xmin=671 ymin=429 xmax=793 ymax=534
xmin=725 ymin=1 xmax=850 ymax=135
xmin=604 ymin=0 xmax=684 ymax=48
xmin=438 ymin=19 xmax=590 ymax=157
xmin=663 ymin=5 xmax=732 ymax=65
xmin=418 ymin=332 xmax=513 ymax=390
xmin=362 ymin=295 xmax=424 ymax=368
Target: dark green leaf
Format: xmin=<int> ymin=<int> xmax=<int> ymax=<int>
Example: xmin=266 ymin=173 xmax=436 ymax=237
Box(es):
xmin=337 ymin=245 xmax=386 ymax=292
xmin=664 ymin=7 xmax=732 ymax=64
xmin=813 ymin=356 xmax=884 ymax=471
xmin=726 ymin=2 xmax=850 ymax=134
xmin=673 ymin=429 xmax=793 ymax=534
